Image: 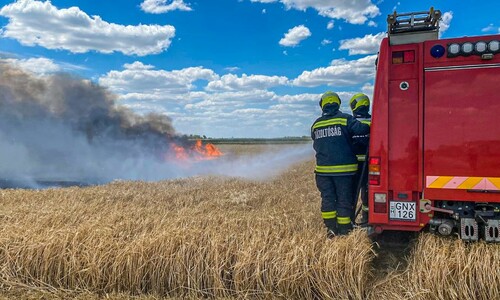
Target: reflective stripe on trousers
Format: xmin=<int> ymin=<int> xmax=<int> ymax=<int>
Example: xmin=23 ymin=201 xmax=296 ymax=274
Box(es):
xmin=322 ymin=211 xmax=337 ymax=220
xmin=315 ymin=164 xmax=358 ymax=173
xmin=337 ymin=216 xmax=351 ymax=225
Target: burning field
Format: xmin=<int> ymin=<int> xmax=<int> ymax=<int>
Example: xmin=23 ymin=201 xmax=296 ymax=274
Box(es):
xmin=0 ymin=152 xmax=499 ymax=299
xmin=1 ymin=63 xmax=500 ymax=299
xmin=0 ymin=62 xmax=311 ymax=188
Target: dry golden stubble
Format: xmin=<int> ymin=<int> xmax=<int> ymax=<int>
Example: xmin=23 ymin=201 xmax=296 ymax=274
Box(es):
xmin=0 ymin=155 xmax=376 ymax=299
xmin=369 ymin=233 xmax=500 ymax=300
xmin=1 ymin=145 xmax=499 ymax=299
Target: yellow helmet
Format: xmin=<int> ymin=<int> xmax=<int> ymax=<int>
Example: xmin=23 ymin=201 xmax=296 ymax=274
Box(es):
xmin=349 ymin=93 xmax=370 ymax=111
xmin=319 ymin=91 xmax=341 ymax=109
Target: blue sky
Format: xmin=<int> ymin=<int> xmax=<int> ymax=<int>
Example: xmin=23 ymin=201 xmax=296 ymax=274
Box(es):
xmin=1 ymin=0 xmax=499 ymax=138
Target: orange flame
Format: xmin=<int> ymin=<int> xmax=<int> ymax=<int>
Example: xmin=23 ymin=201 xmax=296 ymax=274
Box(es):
xmin=168 ymin=139 xmax=223 ymax=161
xmin=193 ymin=140 xmax=223 ymax=158
xmin=171 ymin=144 xmax=189 ymax=160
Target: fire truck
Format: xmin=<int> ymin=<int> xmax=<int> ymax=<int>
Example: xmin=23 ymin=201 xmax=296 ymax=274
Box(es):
xmin=367 ymin=8 xmax=500 ymax=242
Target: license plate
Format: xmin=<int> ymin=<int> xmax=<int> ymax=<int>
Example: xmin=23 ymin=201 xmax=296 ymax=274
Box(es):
xmin=389 ymin=201 xmax=416 ymax=221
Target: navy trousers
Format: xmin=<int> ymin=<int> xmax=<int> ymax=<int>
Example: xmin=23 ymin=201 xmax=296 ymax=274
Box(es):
xmin=315 ymin=174 xmax=354 ymax=231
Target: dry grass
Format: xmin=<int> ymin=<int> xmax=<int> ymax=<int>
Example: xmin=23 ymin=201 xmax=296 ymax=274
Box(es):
xmin=369 ymin=233 xmax=500 ymax=300
xmin=0 ymin=144 xmax=374 ymax=299
xmin=1 ymin=144 xmax=499 ymax=299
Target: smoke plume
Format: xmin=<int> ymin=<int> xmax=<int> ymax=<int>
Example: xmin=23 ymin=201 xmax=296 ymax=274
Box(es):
xmin=0 ymin=62 xmax=312 ymax=188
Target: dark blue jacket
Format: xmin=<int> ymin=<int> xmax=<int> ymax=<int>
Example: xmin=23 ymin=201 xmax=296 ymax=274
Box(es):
xmin=311 ymin=104 xmax=370 ymax=176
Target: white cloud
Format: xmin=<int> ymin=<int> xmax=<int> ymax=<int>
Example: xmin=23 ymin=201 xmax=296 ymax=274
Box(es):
xmin=292 ymin=55 xmax=377 ymax=87
xmin=339 ymin=32 xmax=385 ymax=55
xmin=123 ymin=61 xmax=155 ymax=70
xmin=367 ymin=20 xmax=377 ymax=27
xmin=98 ymin=62 xmax=316 ymax=137
xmin=0 ymin=0 xmax=176 ymax=56
xmin=224 ymin=66 xmax=241 ymax=73
xmin=140 ymin=0 xmax=192 ymax=14
xmin=392 ymin=2 xmax=400 ymax=12
xmin=0 ymin=57 xmax=60 ymax=74
xmin=439 ymin=11 xmax=453 ymax=36
xmin=279 ymin=25 xmax=311 ymax=47
xmin=321 ymin=39 xmax=332 ymax=46
xmin=276 ymin=93 xmax=319 ymax=103
xmin=361 ymin=83 xmax=374 ymax=99
xmin=206 ymin=73 xmax=289 ymax=92
xmin=327 ymin=20 xmax=334 ymax=30
xmin=481 ymin=24 xmax=497 ymax=33
xmin=191 ymin=90 xmax=277 ymax=108
xmin=176 ymin=90 xmax=321 ymax=137
xmin=99 ymin=61 xmax=218 ymax=95
xmin=98 ymin=60 xmax=376 ymax=138
xmin=251 ymin=0 xmax=380 ymax=24
xmin=251 ymin=0 xmax=277 ymax=3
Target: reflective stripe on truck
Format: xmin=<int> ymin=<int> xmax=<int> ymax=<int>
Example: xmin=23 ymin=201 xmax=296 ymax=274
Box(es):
xmin=426 ymin=176 xmax=500 ymax=190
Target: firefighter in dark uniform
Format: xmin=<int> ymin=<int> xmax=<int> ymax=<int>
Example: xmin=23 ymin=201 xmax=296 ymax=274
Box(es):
xmin=349 ymin=93 xmax=371 ymax=224
xmin=311 ymin=91 xmax=370 ymax=237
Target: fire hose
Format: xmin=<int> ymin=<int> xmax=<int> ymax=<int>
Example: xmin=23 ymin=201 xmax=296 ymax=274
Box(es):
xmin=354 ymin=149 xmax=369 ymax=226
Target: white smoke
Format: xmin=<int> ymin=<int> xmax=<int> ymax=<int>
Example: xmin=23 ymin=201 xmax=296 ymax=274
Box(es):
xmin=206 ymin=144 xmax=313 ymax=180
xmin=0 ymin=62 xmax=313 ymax=188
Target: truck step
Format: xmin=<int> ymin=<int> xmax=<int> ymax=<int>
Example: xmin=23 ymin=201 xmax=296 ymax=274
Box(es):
xmin=484 ymin=219 xmax=500 ymax=242
xmin=460 ymin=218 xmax=479 ymax=241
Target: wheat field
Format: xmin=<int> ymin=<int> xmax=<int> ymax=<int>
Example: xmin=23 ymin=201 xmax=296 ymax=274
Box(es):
xmin=0 ymin=144 xmax=499 ymax=299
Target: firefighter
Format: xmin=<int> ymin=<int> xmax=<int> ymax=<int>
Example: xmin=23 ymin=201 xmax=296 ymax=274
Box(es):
xmin=311 ymin=91 xmax=370 ymax=237
xmin=349 ymin=93 xmax=371 ymax=224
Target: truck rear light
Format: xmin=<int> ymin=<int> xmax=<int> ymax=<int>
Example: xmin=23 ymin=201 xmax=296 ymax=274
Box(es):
xmin=392 ymin=51 xmax=403 ymax=64
xmin=369 ymin=157 xmax=380 ymax=165
xmin=404 ymin=50 xmax=415 ymax=62
xmin=369 ymin=175 xmax=380 ymax=185
xmin=374 ymin=193 xmax=387 ymax=213
xmin=368 ymin=157 xmax=380 ymax=185
xmin=392 ymin=51 xmax=415 ymax=64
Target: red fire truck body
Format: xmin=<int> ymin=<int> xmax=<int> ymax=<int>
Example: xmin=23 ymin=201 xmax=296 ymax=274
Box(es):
xmin=367 ymin=9 xmax=500 ymax=241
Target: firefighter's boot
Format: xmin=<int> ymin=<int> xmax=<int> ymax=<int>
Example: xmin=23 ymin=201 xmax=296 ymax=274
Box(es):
xmin=324 ymin=219 xmax=337 ymax=239
xmin=327 ymin=229 xmax=337 ymax=239
xmin=337 ymin=222 xmax=353 ymax=236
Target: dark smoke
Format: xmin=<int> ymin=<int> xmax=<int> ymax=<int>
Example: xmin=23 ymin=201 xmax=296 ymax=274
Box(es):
xmin=0 ymin=62 xmax=193 ymax=187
